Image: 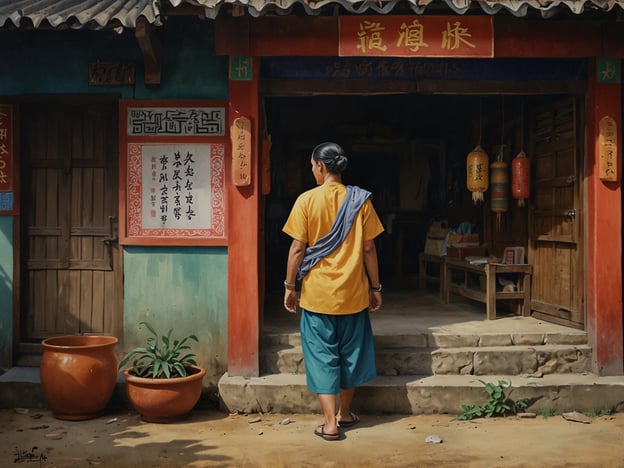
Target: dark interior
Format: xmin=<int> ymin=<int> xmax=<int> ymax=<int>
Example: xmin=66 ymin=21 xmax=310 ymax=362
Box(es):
xmin=263 ymin=94 xmax=540 ymax=292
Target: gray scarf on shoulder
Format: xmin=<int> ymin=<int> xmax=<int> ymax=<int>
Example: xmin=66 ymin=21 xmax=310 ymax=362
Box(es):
xmin=297 ymin=185 xmax=371 ymax=281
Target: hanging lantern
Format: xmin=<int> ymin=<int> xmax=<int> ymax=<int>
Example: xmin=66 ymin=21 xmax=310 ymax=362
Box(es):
xmin=511 ymin=151 xmax=530 ymax=207
xmin=466 ymin=145 xmax=489 ymax=204
xmin=490 ymin=158 xmax=509 ymax=231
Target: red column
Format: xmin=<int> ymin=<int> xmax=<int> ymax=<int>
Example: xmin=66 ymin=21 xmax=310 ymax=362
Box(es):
xmin=586 ymin=58 xmax=624 ymax=375
xmin=227 ymin=58 xmax=261 ymax=376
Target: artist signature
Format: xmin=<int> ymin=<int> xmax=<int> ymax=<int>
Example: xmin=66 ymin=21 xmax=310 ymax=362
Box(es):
xmin=13 ymin=446 xmax=47 ymax=466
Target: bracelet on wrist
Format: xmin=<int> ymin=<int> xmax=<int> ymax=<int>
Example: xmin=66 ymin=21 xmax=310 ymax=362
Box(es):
xmin=370 ymin=284 xmax=382 ymax=292
xmin=284 ymin=280 xmax=296 ymax=290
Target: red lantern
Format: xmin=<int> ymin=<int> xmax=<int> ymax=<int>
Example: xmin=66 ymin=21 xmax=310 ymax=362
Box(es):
xmin=466 ymin=145 xmax=489 ymax=204
xmin=511 ymin=151 xmax=530 ymax=207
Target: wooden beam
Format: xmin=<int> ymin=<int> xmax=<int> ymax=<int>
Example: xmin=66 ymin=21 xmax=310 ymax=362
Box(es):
xmin=260 ymin=79 xmax=586 ymax=96
xmin=215 ymin=15 xmax=624 ymax=58
xmin=135 ymin=16 xmax=162 ymax=87
xmin=227 ymin=58 xmax=262 ymax=377
xmin=586 ymin=58 xmax=624 ymax=375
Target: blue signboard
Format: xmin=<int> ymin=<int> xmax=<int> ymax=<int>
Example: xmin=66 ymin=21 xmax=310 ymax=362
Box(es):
xmin=261 ymin=57 xmax=587 ymax=82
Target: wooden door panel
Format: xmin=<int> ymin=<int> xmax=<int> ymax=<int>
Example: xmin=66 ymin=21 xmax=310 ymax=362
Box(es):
xmin=20 ymin=98 xmax=121 ymax=347
xmin=531 ymin=243 xmax=577 ymax=319
xmin=528 ymin=96 xmax=583 ymax=329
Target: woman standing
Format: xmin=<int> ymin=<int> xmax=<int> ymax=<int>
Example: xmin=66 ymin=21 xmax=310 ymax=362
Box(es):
xmin=282 ymin=142 xmax=384 ymax=441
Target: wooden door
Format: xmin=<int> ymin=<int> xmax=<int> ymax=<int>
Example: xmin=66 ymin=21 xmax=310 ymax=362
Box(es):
xmin=19 ymin=97 xmax=121 ymax=353
xmin=527 ymin=96 xmax=584 ymax=329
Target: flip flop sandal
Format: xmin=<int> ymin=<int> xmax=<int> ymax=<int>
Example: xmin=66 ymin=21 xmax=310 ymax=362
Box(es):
xmin=337 ymin=411 xmax=360 ymax=428
xmin=314 ymin=424 xmax=340 ymax=441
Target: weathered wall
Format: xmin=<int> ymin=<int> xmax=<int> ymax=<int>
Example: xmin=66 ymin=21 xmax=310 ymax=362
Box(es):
xmin=0 ymin=217 xmax=12 ymax=368
xmin=0 ymin=17 xmax=230 ymax=375
xmin=122 ymin=247 xmax=228 ymax=386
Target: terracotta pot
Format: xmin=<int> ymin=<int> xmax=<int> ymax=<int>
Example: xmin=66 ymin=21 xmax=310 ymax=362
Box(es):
xmin=123 ymin=365 xmax=206 ymax=423
xmin=40 ymin=335 xmax=119 ymax=421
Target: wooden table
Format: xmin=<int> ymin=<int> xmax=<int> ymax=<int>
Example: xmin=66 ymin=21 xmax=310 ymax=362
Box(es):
xmin=444 ymin=258 xmax=533 ymax=320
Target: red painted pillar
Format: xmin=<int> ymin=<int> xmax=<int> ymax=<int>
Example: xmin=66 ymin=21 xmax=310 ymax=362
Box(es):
xmin=227 ymin=58 xmax=261 ymax=376
xmin=586 ymin=58 xmax=624 ymax=375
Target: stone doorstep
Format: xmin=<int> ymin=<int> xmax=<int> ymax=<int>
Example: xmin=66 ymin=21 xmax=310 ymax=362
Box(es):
xmin=264 ymin=331 xmax=588 ymax=349
xmin=217 ymin=373 xmax=624 ymax=416
xmin=261 ymin=344 xmax=592 ymax=376
xmin=3 ymin=368 xmax=623 ymax=416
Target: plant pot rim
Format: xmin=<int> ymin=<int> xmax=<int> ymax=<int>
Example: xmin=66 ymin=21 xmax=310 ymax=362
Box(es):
xmin=123 ymin=364 xmax=206 ymax=384
xmin=42 ymin=335 xmax=118 ymax=350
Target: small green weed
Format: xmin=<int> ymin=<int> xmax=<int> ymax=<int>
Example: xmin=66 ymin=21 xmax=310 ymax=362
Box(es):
xmin=293 ymin=358 xmax=303 ymax=375
xmin=455 ymin=379 xmax=529 ymax=421
xmin=541 ymin=408 xmax=556 ymax=419
xmin=584 ymin=408 xmax=613 ymax=418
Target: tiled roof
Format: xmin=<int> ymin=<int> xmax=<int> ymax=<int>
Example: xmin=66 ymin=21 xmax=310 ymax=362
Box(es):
xmin=0 ymin=0 xmax=161 ymax=29
xmin=177 ymin=0 xmax=624 ymax=19
xmin=0 ymin=0 xmax=622 ymax=29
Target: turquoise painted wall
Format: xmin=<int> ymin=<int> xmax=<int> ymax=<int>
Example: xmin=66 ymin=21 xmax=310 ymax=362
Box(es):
xmin=0 ymin=217 xmax=13 ymax=368
xmin=123 ymin=247 xmax=228 ymax=385
xmin=0 ymin=17 xmax=228 ymax=99
xmin=0 ymin=17 xmax=231 ymax=376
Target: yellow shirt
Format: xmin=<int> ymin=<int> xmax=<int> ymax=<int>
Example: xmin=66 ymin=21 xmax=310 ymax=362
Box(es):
xmin=283 ymin=183 xmax=384 ymax=314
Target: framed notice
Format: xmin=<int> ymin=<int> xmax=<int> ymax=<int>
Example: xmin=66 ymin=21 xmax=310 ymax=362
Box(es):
xmin=119 ymin=100 xmax=228 ymax=245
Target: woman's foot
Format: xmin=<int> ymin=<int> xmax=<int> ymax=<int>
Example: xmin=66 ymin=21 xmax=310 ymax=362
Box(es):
xmin=314 ymin=424 xmax=341 ymax=441
xmin=337 ymin=411 xmax=360 ymax=428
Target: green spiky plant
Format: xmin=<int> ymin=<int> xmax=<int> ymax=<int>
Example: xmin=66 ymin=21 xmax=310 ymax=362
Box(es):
xmin=118 ymin=321 xmax=199 ymax=378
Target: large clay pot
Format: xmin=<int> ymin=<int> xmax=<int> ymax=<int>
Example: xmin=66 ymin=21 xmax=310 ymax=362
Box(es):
xmin=123 ymin=364 xmax=206 ymax=423
xmin=40 ymin=335 xmax=119 ymax=421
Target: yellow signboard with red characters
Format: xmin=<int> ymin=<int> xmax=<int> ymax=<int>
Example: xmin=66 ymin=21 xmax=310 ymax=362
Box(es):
xmin=339 ymin=16 xmax=493 ymax=58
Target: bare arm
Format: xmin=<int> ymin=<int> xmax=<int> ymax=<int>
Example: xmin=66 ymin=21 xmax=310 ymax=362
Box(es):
xmin=284 ymin=239 xmax=306 ymax=313
xmin=363 ymin=239 xmax=382 ymax=312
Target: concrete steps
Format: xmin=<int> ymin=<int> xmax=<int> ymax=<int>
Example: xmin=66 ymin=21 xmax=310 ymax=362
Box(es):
xmin=218 ymin=327 xmax=624 ymax=416
xmin=261 ymin=330 xmax=591 ymax=377
xmin=218 ymin=372 xmax=624 ymax=415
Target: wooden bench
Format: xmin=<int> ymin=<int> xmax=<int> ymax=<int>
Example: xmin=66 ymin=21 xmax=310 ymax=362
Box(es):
xmin=418 ymin=252 xmax=445 ymax=297
xmin=443 ymin=258 xmax=533 ymax=320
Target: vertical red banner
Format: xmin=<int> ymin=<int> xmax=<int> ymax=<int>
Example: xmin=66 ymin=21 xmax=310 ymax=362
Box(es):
xmin=0 ymin=104 xmax=16 ymax=214
xmin=0 ymin=105 xmax=13 ymax=190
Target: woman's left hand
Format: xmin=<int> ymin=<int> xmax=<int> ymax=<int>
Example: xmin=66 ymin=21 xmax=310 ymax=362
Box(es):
xmin=284 ymin=289 xmax=298 ymax=313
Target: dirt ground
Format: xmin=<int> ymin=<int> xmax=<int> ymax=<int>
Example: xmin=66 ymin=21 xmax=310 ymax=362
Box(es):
xmin=3 ymin=407 xmax=624 ymax=468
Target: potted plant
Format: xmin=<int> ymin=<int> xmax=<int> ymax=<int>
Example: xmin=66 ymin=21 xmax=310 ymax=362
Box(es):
xmin=118 ymin=321 xmax=206 ymax=423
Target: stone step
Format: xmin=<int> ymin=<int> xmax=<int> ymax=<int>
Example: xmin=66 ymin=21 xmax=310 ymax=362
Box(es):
xmin=218 ymin=372 xmax=624 ymax=416
xmin=261 ymin=344 xmax=592 ymax=376
xmin=264 ymin=330 xmax=588 ymax=349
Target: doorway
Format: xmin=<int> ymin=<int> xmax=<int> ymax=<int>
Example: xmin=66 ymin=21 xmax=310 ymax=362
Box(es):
xmin=262 ymin=93 xmax=585 ymax=330
xmin=17 ymin=96 xmax=122 ymax=361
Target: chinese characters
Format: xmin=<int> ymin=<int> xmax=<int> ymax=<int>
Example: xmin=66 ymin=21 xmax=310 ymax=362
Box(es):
xmin=0 ymin=104 xmax=14 ymax=213
xmin=128 ymin=142 xmax=225 ymax=238
xmin=341 ymin=16 xmax=492 ymax=57
xmin=152 ymin=150 xmax=197 ymax=225
xmin=599 ymin=116 xmax=618 ymax=182
xmin=231 ymin=116 xmax=251 ymax=186
xmin=0 ymin=105 xmax=11 ymax=189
